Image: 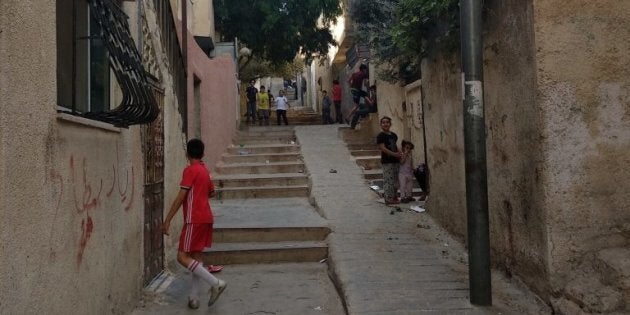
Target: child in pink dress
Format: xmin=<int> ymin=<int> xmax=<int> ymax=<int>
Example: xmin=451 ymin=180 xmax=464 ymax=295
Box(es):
xmin=399 ymin=140 xmax=415 ymax=203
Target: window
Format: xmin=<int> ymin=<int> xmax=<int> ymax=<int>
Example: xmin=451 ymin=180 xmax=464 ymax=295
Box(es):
xmin=57 ymin=0 xmax=111 ymax=114
xmin=57 ymin=0 xmax=159 ymax=127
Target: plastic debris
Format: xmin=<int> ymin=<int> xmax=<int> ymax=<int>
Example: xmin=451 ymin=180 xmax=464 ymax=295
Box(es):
xmin=410 ymin=205 xmax=426 ymax=213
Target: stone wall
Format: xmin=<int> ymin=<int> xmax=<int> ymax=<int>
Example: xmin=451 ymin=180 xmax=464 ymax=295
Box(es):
xmin=419 ymin=0 xmax=630 ymax=304
xmin=0 ymin=1 xmax=144 ymax=313
xmin=533 ymin=0 xmax=630 ymax=289
xmin=420 ymin=0 xmax=548 ymax=294
xmin=185 ymin=25 xmax=238 ymax=168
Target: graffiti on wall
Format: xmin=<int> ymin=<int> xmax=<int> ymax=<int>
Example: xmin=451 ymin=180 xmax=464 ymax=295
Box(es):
xmin=48 ymin=146 xmax=135 ymax=267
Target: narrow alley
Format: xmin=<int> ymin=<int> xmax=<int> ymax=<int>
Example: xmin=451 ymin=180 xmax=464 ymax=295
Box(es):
xmin=132 ymin=125 xmax=548 ymax=314
xmin=2 ymin=1 xmax=629 ymax=314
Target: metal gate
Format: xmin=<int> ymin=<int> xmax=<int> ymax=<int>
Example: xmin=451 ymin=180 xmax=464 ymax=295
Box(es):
xmin=142 ymin=84 xmax=165 ymax=285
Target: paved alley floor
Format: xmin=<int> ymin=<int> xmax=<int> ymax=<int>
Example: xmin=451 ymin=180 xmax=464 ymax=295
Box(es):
xmin=294 ymin=125 xmax=550 ymax=315
xmin=132 ymin=125 xmax=550 ymax=315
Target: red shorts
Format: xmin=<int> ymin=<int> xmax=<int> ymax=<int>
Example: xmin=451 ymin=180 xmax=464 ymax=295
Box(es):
xmin=178 ymin=223 xmax=213 ymax=252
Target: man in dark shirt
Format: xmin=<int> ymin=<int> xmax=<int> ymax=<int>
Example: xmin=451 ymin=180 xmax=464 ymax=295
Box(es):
xmin=245 ymin=80 xmax=258 ymax=124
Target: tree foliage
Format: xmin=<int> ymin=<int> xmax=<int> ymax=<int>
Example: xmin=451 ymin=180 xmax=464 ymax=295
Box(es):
xmin=349 ymin=0 xmax=459 ymax=84
xmin=215 ymin=0 xmax=342 ymax=65
xmin=238 ymin=56 xmax=304 ymax=83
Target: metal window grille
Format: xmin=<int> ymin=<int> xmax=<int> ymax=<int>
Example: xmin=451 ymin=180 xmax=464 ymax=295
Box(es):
xmin=79 ymin=0 xmax=159 ymax=127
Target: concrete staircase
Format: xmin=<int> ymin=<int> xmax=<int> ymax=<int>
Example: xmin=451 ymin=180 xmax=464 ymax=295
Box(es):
xmin=203 ymin=126 xmax=329 ymax=266
xmin=340 ymin=127 xmax=383 ymax=180
xmin=214 ymin=127 xmax=308 ymax=199
xmin=339 ymin=127 xmax=426 ymax=198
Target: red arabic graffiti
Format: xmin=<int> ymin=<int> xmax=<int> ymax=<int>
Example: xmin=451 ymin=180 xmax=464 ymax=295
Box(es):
xmin=68 ymin=146 xmax=136 ymax=267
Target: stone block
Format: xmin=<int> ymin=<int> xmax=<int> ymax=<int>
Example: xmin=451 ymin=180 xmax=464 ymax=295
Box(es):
xmin=564 ymin=276 xmax=624 ymax=313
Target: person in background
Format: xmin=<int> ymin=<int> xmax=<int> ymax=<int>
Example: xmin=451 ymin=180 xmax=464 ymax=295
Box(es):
xmin=275 ymin=90 xmax=289 ymax=125
xmin=350 ymin=85 xmax=377 ymax=129
xmin=332 ymin=79 xmax=343 ymax=123
xmin=346 ymin=64 xmax=369 ymax=123
xmin=245 ymin=80 xmax=258 ymax=125
xmin=398 ymin=140 xmax=415 ymax=203
xmin=257 ymin=86 xmax=270 ymax=126
xmin=321 ymin=90 xmax=334 ymax=124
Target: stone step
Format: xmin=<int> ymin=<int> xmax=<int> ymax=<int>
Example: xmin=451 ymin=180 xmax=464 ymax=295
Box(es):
xmin=236 ymin=130 xmax=296 ymax=138
xmin=214 ymin=226 xmax=330 ymax=243
xmin=350 ymin=149 xmax=381 ymax=157
xmin=215 ymin=185 xmax=310 ymax=199
xmin=226 ymin=143 xmax=300 ymax=155
xmin=369 ymin=179 xmax=421 ymax=189
xmin=235 ymin=136 xmax=297 ymax=145
xmin=346 ymin=142 xmax=376 ymax=151
xmin=215 ymin=161 xmax=305 ymax=175
xmin=371 ymin=187 xmax=426 ymax=198
xmin=596 ymin=248 xmax=630 ymax=290
xmin=339 ymin=128 xmax=371 ymax=142
xmin=561 ymin=276 xmax=624 ymax=313
xmin=355 ymin=156 xmax=381 ymax=169
xmin=222 ymin=152 xmax=302 ymax=164
xmin=363 ymin=169 xmax=383 ymax=180
xmin=214 ymin=173 xmax=308 ymax=188
xmin=202 ymin=241 xmax=328 ymax=265
xmin=242 ymin=125 xmax=295 ymax=132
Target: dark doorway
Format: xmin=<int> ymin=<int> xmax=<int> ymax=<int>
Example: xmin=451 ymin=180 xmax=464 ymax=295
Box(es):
xmin=142 ymin=83 xmax=165 ymax=285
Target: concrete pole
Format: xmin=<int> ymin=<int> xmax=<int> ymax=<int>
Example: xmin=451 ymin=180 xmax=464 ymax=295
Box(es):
xmin=460 ymin=0 xmax=492 ymax=306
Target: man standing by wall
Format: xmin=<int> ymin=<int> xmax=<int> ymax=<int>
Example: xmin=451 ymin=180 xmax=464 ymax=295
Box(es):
xmin=245 ymin=80 xmax=258 ymax=125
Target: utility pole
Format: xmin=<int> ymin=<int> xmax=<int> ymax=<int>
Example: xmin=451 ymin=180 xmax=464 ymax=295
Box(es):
xmin=460 ymin=0 xmax=492 ymax=306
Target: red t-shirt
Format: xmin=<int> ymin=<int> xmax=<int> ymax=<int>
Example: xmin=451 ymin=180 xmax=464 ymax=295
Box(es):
xmin=349 ymin=71 xmax=368 ymax=90
xmin=332 ymin=84 xmax=342 ymax=102
xmin=180 ymin=161 xmax=214 ymax=224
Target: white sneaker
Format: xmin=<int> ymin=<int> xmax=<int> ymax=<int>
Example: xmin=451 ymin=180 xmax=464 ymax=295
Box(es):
xmin=208 ymin=279 xmax=227 ymax=306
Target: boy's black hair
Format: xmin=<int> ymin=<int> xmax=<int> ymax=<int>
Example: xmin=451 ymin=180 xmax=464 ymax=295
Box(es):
xmin=401 ymin=140 xmax=415 ymax=150
xmin=260 ymin=85 xmax=266 ymax=89
xmin=187 ymin=139 xmax=204 ymax=159
xmin=322 ymin=90 xmax=327 ymax=93
xmin=359 ymin=64 xmax=368 ymax=71
xmin=333 ymin=79 xmax=339 ymax=84
xmin=380 ymin=116 xmax=392 ymax=123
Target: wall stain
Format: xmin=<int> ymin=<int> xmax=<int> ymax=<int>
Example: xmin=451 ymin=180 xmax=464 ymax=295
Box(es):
xmin=54 ymin=148 xmax=137 ymax=267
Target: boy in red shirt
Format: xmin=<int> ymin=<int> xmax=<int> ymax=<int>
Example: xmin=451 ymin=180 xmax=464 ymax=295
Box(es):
xmin=332 ymin=79 xmax=343 ymax=123
xmin=162 ymin=139 xmax=227 ymax=309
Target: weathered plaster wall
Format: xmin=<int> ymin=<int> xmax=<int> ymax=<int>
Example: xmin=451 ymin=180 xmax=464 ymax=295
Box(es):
xmin=403 ymin=80 xmax=427 ymax=166
xmin=1 ymin=1 xmax=143 ymax=313
xmin=420 ymin=0 xmax=548 ymax=296
xmin=191 ymin=0 xmax=214 ymax=37
xmin=185 ymin=26 xmax=238 ymax=169
xmin=419 ymin=53 xmax=467 ymax=240
xmin=375 ymin=80 xmax=406 ymax=140
xmin=141 ymin=0 xmax=189 ymax=266
xmin=533 ymin=0 xmax=630 ymax=288
xmin=421 ymin=0 xmax=630 ymax=301
xmin=482 ymin=0 xmax=549 ymax=295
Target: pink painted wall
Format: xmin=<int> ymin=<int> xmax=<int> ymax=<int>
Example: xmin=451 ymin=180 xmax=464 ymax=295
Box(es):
xmin=180 ymin=23 xmax=238 ymax=170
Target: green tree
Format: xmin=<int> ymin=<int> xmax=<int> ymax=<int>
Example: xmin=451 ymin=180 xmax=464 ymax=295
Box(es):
xmin=349 ymin=0 xmax=458 ymax=84
xmin=215 ymin=0 xmax=341 ymax=65
xmin=238 ymin=56 xmax=304 ymax=83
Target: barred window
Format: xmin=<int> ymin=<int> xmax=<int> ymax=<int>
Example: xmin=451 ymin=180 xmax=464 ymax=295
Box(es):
xmin=56 ymin=0 xmax=158 ymax=127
